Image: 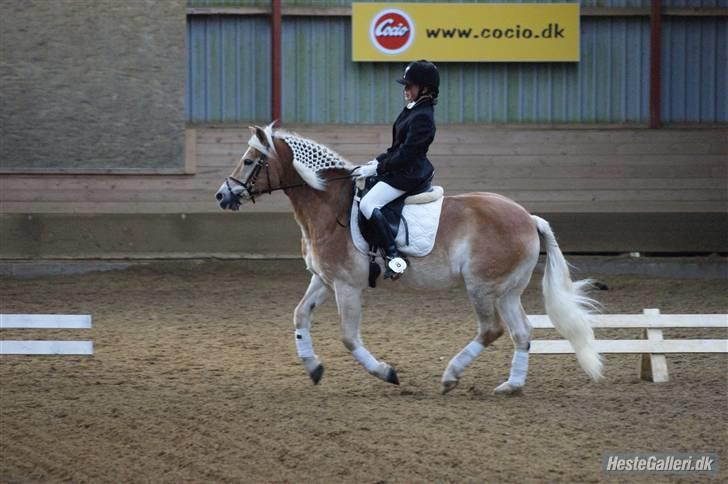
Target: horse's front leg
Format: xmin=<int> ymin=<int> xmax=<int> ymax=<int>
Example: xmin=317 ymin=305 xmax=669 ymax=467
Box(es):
xmin=294 ymin=274 xmax=330 ymax=384
xmin=335 ymin=282 xmax=399 ymax=385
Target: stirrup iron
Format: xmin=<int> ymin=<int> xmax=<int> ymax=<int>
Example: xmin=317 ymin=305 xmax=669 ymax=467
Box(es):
xmin=387 ymin=256 xmax=407 ymax=274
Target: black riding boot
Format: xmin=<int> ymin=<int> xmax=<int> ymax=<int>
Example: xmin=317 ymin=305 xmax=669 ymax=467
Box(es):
xmin=369 ymin=208 xmax=408 ymax=279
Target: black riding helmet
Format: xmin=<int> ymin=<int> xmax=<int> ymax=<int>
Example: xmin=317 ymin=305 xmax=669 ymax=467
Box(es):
xmin=396 ymin=60 xmax=440 ymax=97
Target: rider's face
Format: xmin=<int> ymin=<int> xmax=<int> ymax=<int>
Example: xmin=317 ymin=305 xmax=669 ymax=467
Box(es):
xmin=404 ymin=83 xmax=420 ymax=102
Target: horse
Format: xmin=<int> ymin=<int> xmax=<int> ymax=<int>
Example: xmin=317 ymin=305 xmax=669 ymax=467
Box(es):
xmin=215 ymin=124 xmax=603 ymax=395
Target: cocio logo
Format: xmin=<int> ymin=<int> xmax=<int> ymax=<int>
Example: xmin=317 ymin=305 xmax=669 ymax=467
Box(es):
xmin=369 ymin=8 xmax=415 ymax=55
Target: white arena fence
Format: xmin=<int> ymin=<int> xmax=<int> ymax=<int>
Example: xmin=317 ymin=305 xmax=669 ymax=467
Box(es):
xmin=1 ymin=310 xmax=725 ymax=381
xmin=0 ymin=314 xmax=93 ymax=355
xmin=530 ymin=309 xmax=728 ymax=382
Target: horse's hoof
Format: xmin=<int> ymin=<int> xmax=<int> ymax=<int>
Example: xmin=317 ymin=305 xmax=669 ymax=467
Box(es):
xmin=385 ymin=367 xmax=400 ymax=386
xmin=493 ymin=381 xmax=523 ymax=396
xmin=441 ymin=379 xmax=459 ymax=395
xmin=310 ymin=365 xmax=324 ymax=385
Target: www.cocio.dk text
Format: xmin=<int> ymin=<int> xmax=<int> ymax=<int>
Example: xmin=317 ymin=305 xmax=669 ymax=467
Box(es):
xmin=425 ymin=23 xmax=566 ymax=40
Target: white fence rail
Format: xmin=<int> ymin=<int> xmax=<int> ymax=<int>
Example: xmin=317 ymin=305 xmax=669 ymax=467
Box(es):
xmin=0 ymin=314 xmax=93 ymax=356
xmin=529 ymin=309 xmax=727 ymax=382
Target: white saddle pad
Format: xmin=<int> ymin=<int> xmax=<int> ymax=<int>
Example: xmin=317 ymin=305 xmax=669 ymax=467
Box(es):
xmin=350 ymin=196 xmax=444 ymax=257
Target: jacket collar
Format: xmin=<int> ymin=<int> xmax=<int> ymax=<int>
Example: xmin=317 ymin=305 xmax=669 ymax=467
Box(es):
xmin=405 ymin=96 xmax=434 ymax=110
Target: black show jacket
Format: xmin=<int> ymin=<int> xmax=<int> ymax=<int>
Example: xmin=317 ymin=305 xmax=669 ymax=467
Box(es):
xmin=375 ymin=97 xmax=436 ymax=192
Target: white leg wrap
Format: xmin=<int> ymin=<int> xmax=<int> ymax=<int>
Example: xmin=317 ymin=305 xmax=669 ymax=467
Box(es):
xmin=507 ymin=349 xmax=529 ymax=387
xmin=447 ymin=340 xmax=485 ymax=379
xmin=352 ymin=346 xmax=380 ymax=374
xmin=294 ymin=328 xmax=315 ymax=359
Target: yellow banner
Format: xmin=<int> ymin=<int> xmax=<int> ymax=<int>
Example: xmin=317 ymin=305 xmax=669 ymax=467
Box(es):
xmin=352 ymin=3 xmax=580 ymax=62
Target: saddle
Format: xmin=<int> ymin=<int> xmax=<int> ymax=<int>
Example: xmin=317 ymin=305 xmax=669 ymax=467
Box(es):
xmin=355 ymin=175 xmax=444 ymax=287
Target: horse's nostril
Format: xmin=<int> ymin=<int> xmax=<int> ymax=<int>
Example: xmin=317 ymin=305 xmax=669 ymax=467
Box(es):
xmin=216 ymin=192 xmax=224 ymax=201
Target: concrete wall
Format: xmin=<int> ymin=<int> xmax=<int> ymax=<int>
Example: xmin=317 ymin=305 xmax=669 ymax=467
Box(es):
xmin=0 ymin=0 xmax=186 ymax=171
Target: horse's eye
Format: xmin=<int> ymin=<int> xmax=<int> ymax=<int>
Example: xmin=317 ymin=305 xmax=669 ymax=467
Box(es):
xmin=243 ymin=158 xmax=255 ymax=166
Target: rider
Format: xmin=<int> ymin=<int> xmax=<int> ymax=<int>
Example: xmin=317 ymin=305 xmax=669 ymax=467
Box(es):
xmin=356 ymin=59 xmax=439 ymax=279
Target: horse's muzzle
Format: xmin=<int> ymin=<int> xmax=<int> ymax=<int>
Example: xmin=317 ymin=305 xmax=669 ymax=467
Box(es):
xmin=215 ymin=183 xmax=243 ymax=211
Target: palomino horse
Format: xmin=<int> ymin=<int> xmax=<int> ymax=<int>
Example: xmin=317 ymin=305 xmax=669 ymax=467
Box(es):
xmin=216 ymin=124 xmax=603 ymax=395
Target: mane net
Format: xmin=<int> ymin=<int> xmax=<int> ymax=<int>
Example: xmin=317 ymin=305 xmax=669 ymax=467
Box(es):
xmin=281 ymin=134 xmax=353 ymax=191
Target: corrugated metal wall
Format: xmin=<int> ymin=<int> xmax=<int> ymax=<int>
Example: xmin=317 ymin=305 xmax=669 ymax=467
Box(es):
xmin=187 ymin=15 xmax=272 ymax=122
xmin=185 ymin=1 xmax=727 ymax=124
xmin=277 ymin=16 xmax=651 ymax=124
xmin=187 ymin=1 xmax=659 ymax=6
xmin=188 ymin=0 xmax=727 ymax=8
xmin=662 ymin=15 xmax=727 ymax=123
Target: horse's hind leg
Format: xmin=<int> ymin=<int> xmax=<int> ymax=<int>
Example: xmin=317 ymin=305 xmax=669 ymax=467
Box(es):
xmin=294 ymin=274 xmax=330 ymax=384
xmin=493 ymin=291 xmax=532 ymax=396
xmin=441 ymin=283 xmax=504 ymax=394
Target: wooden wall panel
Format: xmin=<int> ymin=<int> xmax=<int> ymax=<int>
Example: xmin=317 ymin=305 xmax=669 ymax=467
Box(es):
xmin=1 ymin=126 xmax=725 ymax=215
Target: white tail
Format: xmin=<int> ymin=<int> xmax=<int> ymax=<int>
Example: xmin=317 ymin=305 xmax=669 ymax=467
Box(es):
xmin=533 ymin=216 xmax=604 ymax=381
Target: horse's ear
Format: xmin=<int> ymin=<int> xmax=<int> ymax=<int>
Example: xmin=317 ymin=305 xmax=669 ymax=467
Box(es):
xmin=255 ymin=126 xmax=270 ymax=148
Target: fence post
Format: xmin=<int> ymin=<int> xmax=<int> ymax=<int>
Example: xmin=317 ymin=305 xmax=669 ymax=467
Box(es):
xmin=640 ymin=308 xmax=669 ymax=382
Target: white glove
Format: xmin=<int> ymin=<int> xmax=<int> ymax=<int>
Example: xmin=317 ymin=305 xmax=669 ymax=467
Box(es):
xmin=356 ymin=159 xmax=379 ymax=179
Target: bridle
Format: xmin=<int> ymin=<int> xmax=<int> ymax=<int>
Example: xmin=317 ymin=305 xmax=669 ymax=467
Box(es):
xmin=225 ymin=151 xmax=358 ymax=203
xmin=224 ymin=151 xmax=275 ymax=205
xmin=224 ymin=147 xmax=358 ymax=227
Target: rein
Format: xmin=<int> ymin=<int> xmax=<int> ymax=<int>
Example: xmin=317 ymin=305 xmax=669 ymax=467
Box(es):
xmin=225 ymin=152 xmax=358 ymax=211
xmin=335 ymin=178 xmax=355 ymax=228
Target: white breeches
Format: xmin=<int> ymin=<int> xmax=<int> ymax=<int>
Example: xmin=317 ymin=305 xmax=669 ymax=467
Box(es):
xmin=359 ymin=181 xmax=406 ymax=219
